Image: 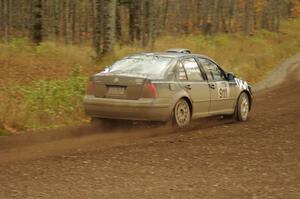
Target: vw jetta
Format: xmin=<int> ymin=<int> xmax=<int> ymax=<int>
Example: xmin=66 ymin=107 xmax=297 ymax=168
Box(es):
xmin=84 ymin=49 xmax=253 ymax=127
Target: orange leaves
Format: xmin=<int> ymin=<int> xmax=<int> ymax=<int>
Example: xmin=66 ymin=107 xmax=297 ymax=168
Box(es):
xmin=291 ymin=0 xmax=300 ymax=17
xmin=255 ymin=0 xmax=264 ymax=14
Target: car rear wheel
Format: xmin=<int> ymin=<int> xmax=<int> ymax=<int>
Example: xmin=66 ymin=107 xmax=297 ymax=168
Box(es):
xmin=173 ymin=99 xmax=191 ymax=128
xmin=235 ymin=92 xmax=250 ymax=121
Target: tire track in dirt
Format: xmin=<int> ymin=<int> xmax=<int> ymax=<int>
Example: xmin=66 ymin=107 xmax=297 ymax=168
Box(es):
xmin=0 ymin=117 xmax=237 ymax=164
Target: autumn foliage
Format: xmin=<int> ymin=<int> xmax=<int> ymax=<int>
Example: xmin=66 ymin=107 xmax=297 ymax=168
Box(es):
xmin=0 ymin=0 xmax=299 ymax=55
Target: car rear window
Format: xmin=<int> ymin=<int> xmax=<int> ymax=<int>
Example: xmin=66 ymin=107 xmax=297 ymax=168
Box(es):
xmin=103 ymin=55 xmax=174 ymax=78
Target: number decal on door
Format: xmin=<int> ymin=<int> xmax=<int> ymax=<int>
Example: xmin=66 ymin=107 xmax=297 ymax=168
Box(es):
xmin=217 ymin=82 xmax=229 ymax=99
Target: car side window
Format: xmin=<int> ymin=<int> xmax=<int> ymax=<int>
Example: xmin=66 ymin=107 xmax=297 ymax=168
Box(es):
xmin=182 ymin=58 xmax=204 ymax=81
xmin=177 ymin=62 xmax=188 ymax=80
xmin=198 ymin=58 xmax=226 ymax=81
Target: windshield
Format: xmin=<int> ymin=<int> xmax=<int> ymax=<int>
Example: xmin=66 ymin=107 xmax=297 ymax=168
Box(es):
xmin=102 ymin=55 xmax=174 ymax=78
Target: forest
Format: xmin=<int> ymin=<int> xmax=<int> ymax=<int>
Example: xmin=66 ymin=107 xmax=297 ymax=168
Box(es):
xmin=1 ymin=0 xmax=300 ymax=58
xmin=0 ymin=0 xmax=300 ymax=132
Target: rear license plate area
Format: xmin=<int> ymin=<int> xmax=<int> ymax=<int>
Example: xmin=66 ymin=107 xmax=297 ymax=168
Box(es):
xmin=106 ymin=86 xmax=126 ymax=96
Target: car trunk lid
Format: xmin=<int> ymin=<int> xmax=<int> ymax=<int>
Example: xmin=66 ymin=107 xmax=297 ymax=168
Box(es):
xmin=92 ymin=74 xmax=147 ymax=100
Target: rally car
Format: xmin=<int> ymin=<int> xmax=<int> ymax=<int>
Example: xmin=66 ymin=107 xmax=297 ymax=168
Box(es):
xmin=84 ymin=49 xmax=253 ymax=127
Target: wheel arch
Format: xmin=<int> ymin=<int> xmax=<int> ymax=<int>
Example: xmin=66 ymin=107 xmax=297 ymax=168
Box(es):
xmin=169 ymin=94 xmax=193 ymax=118
xmin=171 ymin=96 xmax=193 ymax=127
xmin=181 ymin=96 xmax=193 ymax=116
xmin=238 ymin=90 xmax=253 ymax=111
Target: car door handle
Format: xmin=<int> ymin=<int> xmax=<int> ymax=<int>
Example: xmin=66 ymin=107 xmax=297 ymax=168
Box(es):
xmin=185 ymin=84 xmax=192 ymax=90
xmin=209 ymin=83 xmax=216 ymax=89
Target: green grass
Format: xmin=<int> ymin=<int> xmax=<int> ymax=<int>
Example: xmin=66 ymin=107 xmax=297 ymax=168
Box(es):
xmin=0 ymin=66 xmax=87 ymax=130
xmin=0 ymin=18 xmax=300 ymax=132
xmin=0 ymin=128 xmax=11 ymax=136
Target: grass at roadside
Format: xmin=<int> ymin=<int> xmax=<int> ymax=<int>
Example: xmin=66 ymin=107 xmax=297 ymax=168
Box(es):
xmin=0 ymin=18 xmax=299 ymax=133
xmin=0 ymin=128 xmax=11 ymax=136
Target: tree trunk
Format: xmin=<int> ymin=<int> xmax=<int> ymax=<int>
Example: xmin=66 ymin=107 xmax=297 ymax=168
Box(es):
xmin=32 ymin=0 xmax=42 ymax=44
xmin=244 ymin=0 xmax=254 ymax=35
xmin=102 ymin=0 xmax=116 ymax=54
xmin=116 ymin=1 xmax=122 ymax=42
xmin=54 ymin=0 xmax=60 ymax=41
xmin=161 ymin=0 xmax=169 ymax=31
xmin=149 ymin=0 xmax=157 ymax=50
xmin=70 ymin=0 xmax=77 ymax=44
xmin=3 ymin=0 xmax=9 ymax=43
xmin=94 ymin=0 xmax=103 ymax=59
xmin=211 ymin=0 xmax=220 ymax=33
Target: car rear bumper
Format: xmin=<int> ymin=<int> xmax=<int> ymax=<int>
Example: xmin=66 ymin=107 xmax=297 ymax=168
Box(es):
xmin=83 ymin=95 xmax=171 ymax=121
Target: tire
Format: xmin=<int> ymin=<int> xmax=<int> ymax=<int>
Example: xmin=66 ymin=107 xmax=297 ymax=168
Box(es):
xmin=235 ymin=92 xmax=250 ymax=121
xmin=172 ymin=99 xmax=191 ymax=128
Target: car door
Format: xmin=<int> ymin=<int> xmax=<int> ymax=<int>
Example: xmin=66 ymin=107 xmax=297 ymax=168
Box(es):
xmin=177 ymin=58 xmax=210 ymax=117
xmin=197 ymin=58 xmax=236 ymax=114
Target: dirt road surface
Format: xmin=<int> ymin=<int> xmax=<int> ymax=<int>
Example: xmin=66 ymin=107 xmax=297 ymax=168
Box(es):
xmin=0 ymin=56 xmax=299 ymax=199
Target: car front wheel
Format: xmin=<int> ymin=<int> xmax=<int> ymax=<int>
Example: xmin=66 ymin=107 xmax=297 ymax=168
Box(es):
xmin=173 ymin=99 xmax=191 ymax=128
xmin=235 ymin=92 xmax=250 ymax=121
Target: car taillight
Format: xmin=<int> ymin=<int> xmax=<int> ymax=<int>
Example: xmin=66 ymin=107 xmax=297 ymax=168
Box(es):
xmin=141 ymin=81 xmax=158 ymax=98
xmin=146 ymin=82 xmax=158 ymax=98
xmin=86 ymin=80 xmax=94 ymax=95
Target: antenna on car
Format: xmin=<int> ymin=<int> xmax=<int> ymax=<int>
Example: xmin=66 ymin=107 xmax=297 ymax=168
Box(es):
xmin=165 ymin=48 xmax=191 ymax=54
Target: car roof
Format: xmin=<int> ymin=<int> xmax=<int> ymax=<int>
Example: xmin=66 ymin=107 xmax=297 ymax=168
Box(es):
xmin=129 ymin=52 xmax=213 ymax=61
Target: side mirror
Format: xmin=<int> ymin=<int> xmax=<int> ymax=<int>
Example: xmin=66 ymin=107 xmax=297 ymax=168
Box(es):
xmin=227 ymin=72 xmax=236 ymax=81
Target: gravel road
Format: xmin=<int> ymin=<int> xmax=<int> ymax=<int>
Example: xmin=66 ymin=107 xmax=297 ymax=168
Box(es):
xmin=0 ymin=55 xmax=299 ymax=199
